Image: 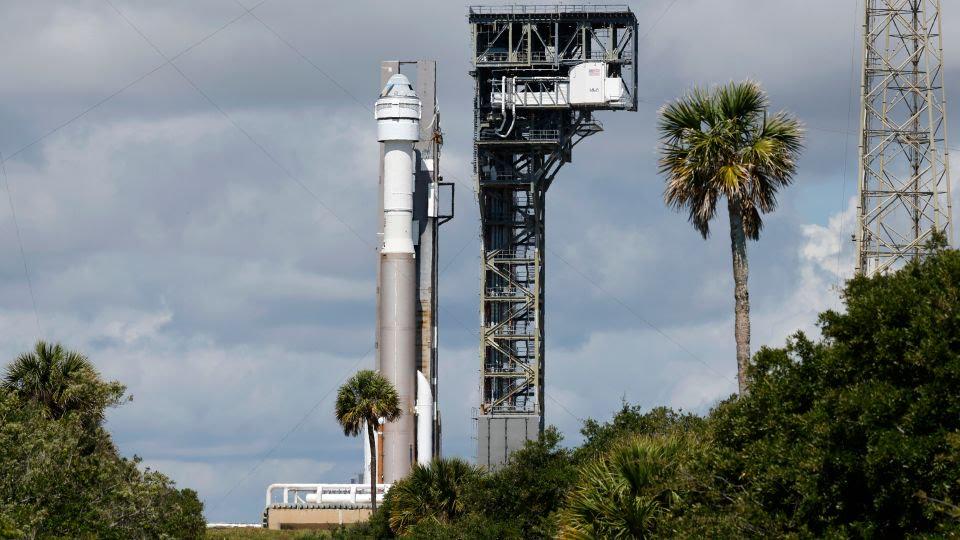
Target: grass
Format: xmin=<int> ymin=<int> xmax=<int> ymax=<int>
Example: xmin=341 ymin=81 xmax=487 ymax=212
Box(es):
xmin=205 ymin=527 xmax=328 ymax=539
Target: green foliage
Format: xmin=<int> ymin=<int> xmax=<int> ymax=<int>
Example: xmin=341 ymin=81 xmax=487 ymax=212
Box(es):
xmin=0 ymin=342 xmax=205 ymax=539
xmin=207 ymin=529 xmax=326 ymax=539
xmin=657 ymin=81 xmax=804 ymax=240
xmin=302 ymin=250 xmax=960 ymax=538
xmin=466 ymin=427 xmax=577 ymax=537
xmin=559 ymin=433 xmax=702 ymax=539
xmin=0 ymin=512 xmax=21 ymax=540
xmin=363 ymin=499 xmax=395 ymax=539
xmin=2 ymin=340 xmax=126 ymax=431
xmin=334 ymin=370 xmax=401 ymax=438
xmin=577 ymin=404 xmax=706 ymax=462
xmin=386 ymin=458 xmax=479 ymax=535
xmin=402 ymin=513 xmax=522 ymax=539
xmin=709 ymin=249 xmax=960 ymax=536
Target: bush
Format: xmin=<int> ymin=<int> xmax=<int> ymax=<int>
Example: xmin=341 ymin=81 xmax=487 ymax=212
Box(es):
xmin=386 ymin=458 xmax=479 ymax=535
xmin=343 ymin=249 xmax=960 ymax=538
xmin=577 ymin=404 xmax=706 ymax=462
xmin=466 ymin=427 xmax=576 ymax=537
xmin=559 ymin=433 xmax=703 ymax=539
xmin=0 ymin=344 xmax=205 ymax=538
xmin=403 ymin=513 xmax=522 ymax=539
xmin=709 ymin=248 xmax=960 ymax=536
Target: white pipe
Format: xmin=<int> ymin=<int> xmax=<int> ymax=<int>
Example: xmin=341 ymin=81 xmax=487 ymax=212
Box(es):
xmin=362 ymin=421 xmax=371 ymax=485
xmin=415 ymin=370 xmax=433 ymax=466
xmin=265 ymin=483 xmax=392 ymax=507
xmin=496 ymin=77 xmax=518 ymax=138
xmin=505 ymin=80 xmax=518 ymax=136
xmin=496 ymin=76 xmax=510 ymax=136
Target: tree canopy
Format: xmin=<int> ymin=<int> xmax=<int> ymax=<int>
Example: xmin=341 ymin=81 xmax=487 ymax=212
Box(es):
xmin=340 ymin=248 xmax=960 ymax=539
xmin=0 ymin=342 xmax=204 ymax=539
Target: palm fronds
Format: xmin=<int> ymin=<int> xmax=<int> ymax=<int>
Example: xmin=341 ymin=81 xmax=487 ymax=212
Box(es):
xmin=334 ymin=370 xmax=401 ymax=437
xmin=387 ymin=458 xmax=480 ymax=535
xmin=658 ymin=81 xmax=804 ymax=239
xmin=558 ymin=434 xmax=696 ymax=539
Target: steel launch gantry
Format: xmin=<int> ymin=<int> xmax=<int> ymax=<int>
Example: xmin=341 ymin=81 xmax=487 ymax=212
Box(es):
xmin=469 ymin=5 xmax=637 ymax=468
xmin=857 ymin=0 xmax=953 ymax=276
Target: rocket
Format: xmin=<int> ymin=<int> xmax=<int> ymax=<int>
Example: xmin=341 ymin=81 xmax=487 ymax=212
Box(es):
xmin=371 ymin=73 xmax=435 ymax=483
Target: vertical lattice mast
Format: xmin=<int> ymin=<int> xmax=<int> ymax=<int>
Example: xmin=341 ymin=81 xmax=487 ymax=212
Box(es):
xmin=469 ymin=5 xmax=637 ymax=468
xmin=857 ymin=0 xmax=952 ymax=276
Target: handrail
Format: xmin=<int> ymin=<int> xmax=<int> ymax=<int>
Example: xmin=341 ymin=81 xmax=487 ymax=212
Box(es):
xmin=265 ymin=483 xmax=392 ymax=508
xmin=469 ymin=5 xmax=631 ymax=15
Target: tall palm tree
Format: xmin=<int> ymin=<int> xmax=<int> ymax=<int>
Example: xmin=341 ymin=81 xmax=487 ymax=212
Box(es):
xmin=657 ymin=81 xmax=804 ymax=394
xmin=386 ymin=458 xmax=479 ymax=535
xmin=2 ymin=341 xmax=123 ymax=424
xmin=335 ymin=370 xmax=401 ymax=512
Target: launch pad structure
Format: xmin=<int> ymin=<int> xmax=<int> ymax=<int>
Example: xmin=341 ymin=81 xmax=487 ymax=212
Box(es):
xmin=469 ymin=5 xmax=638 ymax=468
xmin=857 ymin=0 xmax=953 ymax=276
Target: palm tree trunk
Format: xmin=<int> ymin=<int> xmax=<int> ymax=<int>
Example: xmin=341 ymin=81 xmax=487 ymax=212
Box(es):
xmin=368 ymin=423 xmax=378 ymax=513
xmin=728 ymin=200 xmax=751 ymax=395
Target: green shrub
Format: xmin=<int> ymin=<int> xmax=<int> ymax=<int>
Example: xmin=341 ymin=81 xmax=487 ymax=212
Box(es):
xmin=0 ymin=343 xmax=205 ymax=538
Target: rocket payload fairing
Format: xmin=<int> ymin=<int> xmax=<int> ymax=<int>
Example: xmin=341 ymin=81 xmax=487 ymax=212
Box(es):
xmin=373 ymin=73 xmax=436 ymax=483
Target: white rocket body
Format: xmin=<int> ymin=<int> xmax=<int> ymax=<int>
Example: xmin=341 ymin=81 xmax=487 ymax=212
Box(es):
xmin=374 ymin=74 xmax=433 ymax=482
xmin=415 ymin=370 xmax=433 ymax=466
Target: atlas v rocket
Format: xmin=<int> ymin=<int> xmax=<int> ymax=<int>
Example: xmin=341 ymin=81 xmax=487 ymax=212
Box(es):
xmin=366 ymin=64 xmax=447 ymax=484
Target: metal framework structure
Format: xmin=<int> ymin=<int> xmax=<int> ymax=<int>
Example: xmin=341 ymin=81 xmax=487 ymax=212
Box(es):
xmin=469 ymin=5 xmax=637 ymax=468
xmin=857 ymin=0 xmax=952 ymax=276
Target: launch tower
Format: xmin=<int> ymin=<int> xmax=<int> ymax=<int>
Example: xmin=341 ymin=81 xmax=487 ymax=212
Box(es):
xmin=857 ymin=0 xmax=952 ymax=275
xmin=469 ymin=5 xmax=637 ymax=468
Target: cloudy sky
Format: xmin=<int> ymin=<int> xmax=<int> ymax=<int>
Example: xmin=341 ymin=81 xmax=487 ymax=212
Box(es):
xmin=1 ymin=0 xmax=956 ymax=523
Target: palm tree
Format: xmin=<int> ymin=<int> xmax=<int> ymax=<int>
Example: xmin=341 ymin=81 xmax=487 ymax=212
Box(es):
xmin=558 ymin=435 xmax=693 ymax=539
xmin=334 ymin=370 xmax=401 ymax=512
xmin=2 ymin=341 xmax=124 ymax=423
xmin=657 ymin=81 xmax=804 ymax=394
xmin=386 ymin=458 xmax=479 ymax=535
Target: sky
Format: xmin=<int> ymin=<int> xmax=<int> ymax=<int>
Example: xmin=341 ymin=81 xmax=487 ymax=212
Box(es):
xmin=0 ymin=0 xmax=957 ymax=524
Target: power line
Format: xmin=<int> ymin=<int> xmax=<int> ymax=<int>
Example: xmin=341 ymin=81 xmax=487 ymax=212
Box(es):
xmin=835 ymin=0 xmax=862 ymax=286
xmin=548 ymin=247 xmax=735 ymax=384
xmin=231 ymin=0 xmax=372 ymax=113
xmin=637 ymin=0 xmax=681 ymax=42
xmin=0 ymin=0 xmax=269 ymax=166
xmin=209 ymin=346 xmax=374 ymax=510
xmin=546 ymin=392 xmax=584 ymax=424
xmin=438 ymin=229 xmax=476 ymax=275
xmin=436 ymin=264 xmax=732 ymax=429
xmin=433 ymin=303 xmax=590 ymax=425
xmin=102 ymin=0 xmax=372 ymax=249
xmin=209 ymin=222 xmax=475 ymax=505
xmin=0 ymin=154 xmax=41 ymax=335
xmin=231 ymin=1 xmax=478 ymax=191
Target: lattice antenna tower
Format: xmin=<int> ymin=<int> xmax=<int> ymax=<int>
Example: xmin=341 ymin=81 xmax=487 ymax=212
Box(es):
xmin=857 ymin=0 xmax=952 ymax=276
xmin=469 ymin=5 xmax=637 ymax=468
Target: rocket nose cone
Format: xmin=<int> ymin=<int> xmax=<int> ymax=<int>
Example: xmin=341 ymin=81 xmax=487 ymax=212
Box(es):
xmin=380 ymin=74 xmax=418 ymax=98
